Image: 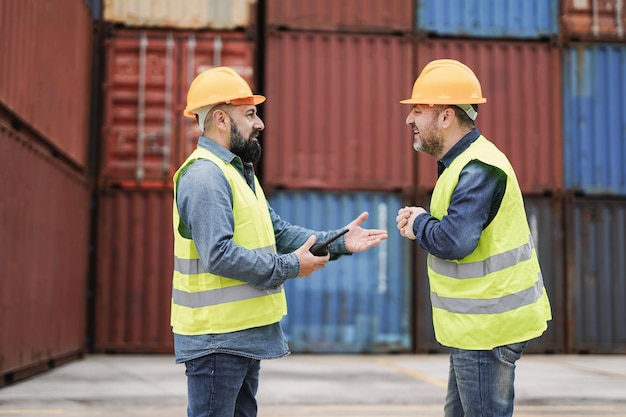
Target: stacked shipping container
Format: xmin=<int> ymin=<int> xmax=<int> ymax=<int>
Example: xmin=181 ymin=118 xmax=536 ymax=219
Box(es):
xmin=560 ymin=0 xmax=626 ymax=353
xmin=0 ymin=0 xmax=94 ymax=383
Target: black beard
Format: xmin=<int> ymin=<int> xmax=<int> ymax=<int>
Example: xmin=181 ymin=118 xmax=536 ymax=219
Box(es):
xmin=229 ymin=119 xmax=262 ymax=164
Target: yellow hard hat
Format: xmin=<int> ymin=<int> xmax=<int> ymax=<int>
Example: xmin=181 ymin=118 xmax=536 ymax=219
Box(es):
xmin=400 ymin=59 xmax=486 ymax=106
xmin=184 ymin=66 xmax=266 ymax=117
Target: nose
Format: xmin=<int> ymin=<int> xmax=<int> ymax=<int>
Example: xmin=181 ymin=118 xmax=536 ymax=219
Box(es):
xmin=254 ymin=115 xmax=265 ymax=131
xmin=405 ymin=110 xmax=414 ymax=126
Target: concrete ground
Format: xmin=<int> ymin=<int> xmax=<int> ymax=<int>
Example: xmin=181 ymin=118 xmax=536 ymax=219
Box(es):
xmin=0 ymin=354 xmax=624 ymax=416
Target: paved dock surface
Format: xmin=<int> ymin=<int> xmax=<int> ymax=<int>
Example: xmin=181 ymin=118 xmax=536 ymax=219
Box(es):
xmin=0 ymin=354 xmax=624 ymax=416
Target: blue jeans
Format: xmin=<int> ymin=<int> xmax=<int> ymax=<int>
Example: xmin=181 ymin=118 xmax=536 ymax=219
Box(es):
xmin=444 ymin=341 xmax=528 ymax=417
xmin=185 ymin=353 xmax=261 ymax=417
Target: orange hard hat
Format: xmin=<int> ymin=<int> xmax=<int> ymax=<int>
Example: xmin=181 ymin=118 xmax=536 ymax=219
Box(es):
xmin=400 ymin=59 xmax=486 ymax=106
xmin=184 ymin=66 xmax=265 ymax=117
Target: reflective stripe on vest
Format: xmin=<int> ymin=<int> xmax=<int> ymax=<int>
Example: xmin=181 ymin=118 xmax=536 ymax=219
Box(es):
xmin=173 ymin=285 xmax=283 ymax=309
xmin=429 ymin=235 xmax=534 ymax=279
xmin=431 ymin=271 xmax=545 ymax=314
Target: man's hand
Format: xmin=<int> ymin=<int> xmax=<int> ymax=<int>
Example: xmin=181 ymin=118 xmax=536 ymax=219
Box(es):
xmin=396 ymin=206 xmax=426 ymax=240
xmin=343 ymin=211 xmax=388 ymax=253
xmin=294 ymin=235 xmax=330 ymax=277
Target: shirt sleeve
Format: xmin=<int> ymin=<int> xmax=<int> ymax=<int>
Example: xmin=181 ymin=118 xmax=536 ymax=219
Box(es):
xmin=176 ymin=159 xmax=300 ymax=289
xmin=413 ymin=159 xmax=507 ymax=260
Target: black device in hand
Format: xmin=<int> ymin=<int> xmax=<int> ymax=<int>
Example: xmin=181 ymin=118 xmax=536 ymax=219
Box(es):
xmin=309 ymin=228 xmax=349 ymax=256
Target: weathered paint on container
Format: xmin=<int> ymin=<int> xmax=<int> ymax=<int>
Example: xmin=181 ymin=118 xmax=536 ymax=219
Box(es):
xmin=561 ymin=0 xmax=626 ymax=41
xmin=101 ymin=29 xmax=256 ymax=187
xmin=0 ymin=110 xmax=90 ymax=380
xmin=263 ymin=31 xmax=415 ymax=192
xmin=416 ymin=0 xmax=559 ymax=39
xmin=266 ymin=0 xmax=414 ymax=33
xmin=94 ymin=188 xmax=174 ymax=353
xmin=268 ymin=190 xmax=412 ymax=353
xmin=0 ymin=0 xmax=93 ymax=170
xmin=414 ymin=39 xmax=563 ymax=194
xmin=103 ymin=0 xmax=255 ymax=29
xmin=565 ymin=197 xmax=626 ymax=353
xmin=563 ymin=44 xmax=626 ymax=196
xmin=413 ymin=192 xmax=566 ymax=353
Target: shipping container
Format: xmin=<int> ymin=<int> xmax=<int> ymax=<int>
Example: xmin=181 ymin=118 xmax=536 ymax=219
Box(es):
xmin=94 ymin=188 xmax=174 ymax=352
xmin=266 ymin=0 xmax=413 ymax=34
xmin=563 ymin=44 xmax=626 ymax=196
xmin=0 ymin=110 xmax=90 ymax=383
xmin=269 ymin=190 xmax=412 ymax=353
xmin=414 ymin=39 xmax=564 ymax=195
xmin=561 ymin=0 xmax=626 ymax=42
xmin=103 ymin=0 xmax=255 ymax=29
xmin=416 ymin=0 xmax=559 ymax=39
xmin=101 ymin=29 xmax=256 ymax=187
xmin=413 ymin=193 xmax=566 ymax=353
xmin=85 ymin=0 xmax=102 ymax=20
xmin=565 ymin=197 xmax=626 ymax=353
xmin=263 ymin=31 xmax=415 ymax=192
xmin=0 ymin=0 xmax=93 ymax=170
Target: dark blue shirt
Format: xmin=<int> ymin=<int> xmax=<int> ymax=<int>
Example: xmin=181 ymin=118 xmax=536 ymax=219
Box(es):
xmin=413 ymin=129 xmax=507 ymax=260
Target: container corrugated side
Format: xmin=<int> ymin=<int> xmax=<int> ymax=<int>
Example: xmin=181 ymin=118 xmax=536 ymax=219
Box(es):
xmin=101 ymin=29 xmax=256 ymax=188
xmin=266 ymin=0 xmax=413 ymax=33
xmin=563 ymin=44 xmax=626 ymax=196
xmin=415 ymin=39 xmax=563 ymax=195
xmin=561 ymin=0 xmax=626 ymax=41
xmin=413 ymin=193 xmax=566 ymax=353
xmin=103 ymin=0 xmax=255 ymax=29
xmin=94 ymin=188 xmax=174 ymax=353
xmin=565 ymin=197 xmax=626 ymax=353
xmin=0 ymin=111 xmax=90 ymax=380
xmin=416 ymin=0 xmax=559 ymax=39
xmin=269 ymin=190 xmax=412 ymax=353
xmin=263 ymin=31 xmax=415 ymax=192
xmin=0 ymin=0 xmax=93 ymax=170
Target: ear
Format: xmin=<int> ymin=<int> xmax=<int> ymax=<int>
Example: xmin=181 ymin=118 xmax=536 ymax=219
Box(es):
xmin=212 ymin=108 xmax=230 ymax=131
xmin=440 ymin=107 xmax=456 ymax=128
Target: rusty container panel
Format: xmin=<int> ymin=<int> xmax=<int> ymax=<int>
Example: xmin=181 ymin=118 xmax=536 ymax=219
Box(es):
xmin=266 ymin=0 xmax=414 ymax=33
xmin=94 ymin=188 xmax=174 ymax=352
xmin=101 ymin=29 xmax=256 ymax=188
xmin=103 ymin=0 xmax=255 ymax=29
xmin=263 ymin=32 xmax=415 ymax=192
xmin=0 ymin=0 xmax=93 ymax=169
xmin=414 ymin=39 xmax=563 ymax=195
xmin=413 ymin=193 xmax=566 ymax=353
xmin=565 ymin=197 xmax=626 ymax=353
xmin=561 ymin=0 xmax=626 ymax=42
xmin=0 ymin=110 xmax=90 ymax=380
xmin=563 ymin=44 xmax=626 ymax=196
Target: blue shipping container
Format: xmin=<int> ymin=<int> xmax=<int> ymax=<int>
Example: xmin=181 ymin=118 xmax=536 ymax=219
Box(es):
xmin=269 ymin=190 xmax=412 ymax=353
xmin=563 ymin=44 xmax=626 ymax=196
xmin=416 ymin=0 xmax=559 ymax=39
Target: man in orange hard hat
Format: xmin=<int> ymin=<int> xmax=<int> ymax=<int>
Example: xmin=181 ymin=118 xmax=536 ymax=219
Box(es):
xmin=396 ymin=59 xmax=551 ymax=417
xmin=172 ymin=66 xmax=388 ymax=417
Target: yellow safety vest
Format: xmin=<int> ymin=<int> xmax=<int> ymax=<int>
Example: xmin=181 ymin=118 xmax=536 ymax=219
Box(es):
xmin=428 ymin=136 xmax=551 ymax=350
xmin=171 ymin=146 xmax=287 ymax=335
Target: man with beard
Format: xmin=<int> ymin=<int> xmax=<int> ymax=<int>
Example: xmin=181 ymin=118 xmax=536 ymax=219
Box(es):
xmin=172 ymin=66 xmax=388 ymax=417
xmin=395 ymin=59 xmax=551 ymax=417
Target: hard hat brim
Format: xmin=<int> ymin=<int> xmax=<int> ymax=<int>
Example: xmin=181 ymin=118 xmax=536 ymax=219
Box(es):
xmin=184 ymin=94 xmax=266 ymax=117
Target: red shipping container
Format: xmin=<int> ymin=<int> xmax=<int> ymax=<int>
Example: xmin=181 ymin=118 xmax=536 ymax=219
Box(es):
xmin=561 ymin=0 xmax=626 ymax=42
xmin=101 ymin=29 xmax=257 ymax=188
xmin=0 ymin=109 xmax=90 ymax=381
xmin=414 ymin=39 xmax=564 ymax=195
xmin=0 ymin=0 xmax=93 ymax=170
xmin=265 ymin=0 xmax=414 ymax=33
xmin=94 ymin=187 xmax=174 ymax=353
xmin=263 ymin=31 xmax=416 ymax=192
